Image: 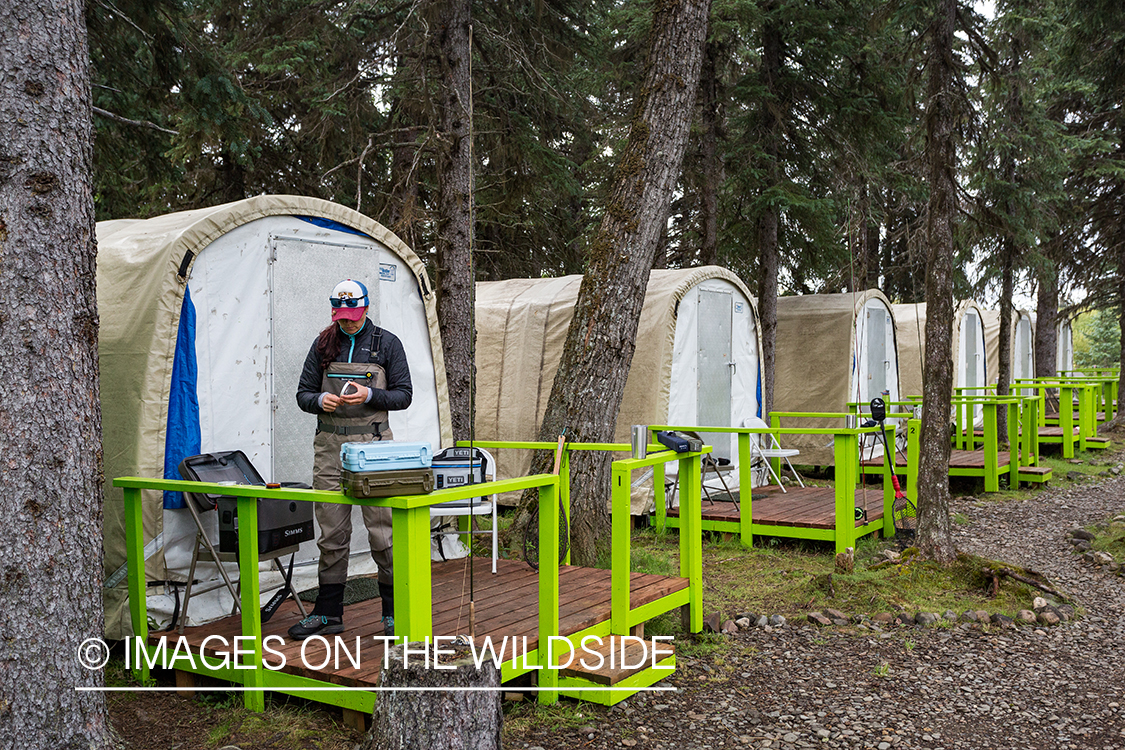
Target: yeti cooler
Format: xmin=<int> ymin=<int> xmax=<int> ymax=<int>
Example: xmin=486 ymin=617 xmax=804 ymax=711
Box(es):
xmin=340 ymin=441 xmax=433 ymax=472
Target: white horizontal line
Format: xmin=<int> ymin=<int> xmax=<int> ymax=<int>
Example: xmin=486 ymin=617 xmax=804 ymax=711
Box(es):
xmin=78 ymin=686 xmax=677 ymax=693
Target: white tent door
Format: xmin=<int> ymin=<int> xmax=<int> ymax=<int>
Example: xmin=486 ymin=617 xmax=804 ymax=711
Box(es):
xmin=965 ymin=313 xmax=981 ymax=390
xmin=1016 ymin=318 xmax=1033 ymax=381
xmin=697 ymin=289 xmax=733 ymax=459
xmin=866 ymin=308 xmax=889 ymax=397
xmin=269 ymin=236 xmax=383 ymax=484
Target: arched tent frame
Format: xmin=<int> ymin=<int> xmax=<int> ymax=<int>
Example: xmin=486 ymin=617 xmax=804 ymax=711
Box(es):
xmin=893 ymin=300 xmax=989 ymax=424
xmin=473 ymin=266 xmax=763 ymax=506
xmin=97 ymin=195 xmax=452 ymax=638
xmin=773 ymin=290 xmax=902 ymax=466
xmin=982 ymin=308 xmax=1036 ymax=387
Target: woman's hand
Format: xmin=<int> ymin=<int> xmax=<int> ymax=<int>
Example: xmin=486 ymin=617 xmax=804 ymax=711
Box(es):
xmin=338 ymin=381 xmax=370 ymax=405
xmin=322 ymin=393 xmax=342 ymax=412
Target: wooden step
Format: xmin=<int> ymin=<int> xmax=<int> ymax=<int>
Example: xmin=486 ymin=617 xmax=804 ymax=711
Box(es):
xmin=1018 ymin=466 xmax=1052 ymax=483
xmin=1087 ymin=437 xmax=1112 ymax=449
xmin=555 ymin=635 xmax=675 ymax=686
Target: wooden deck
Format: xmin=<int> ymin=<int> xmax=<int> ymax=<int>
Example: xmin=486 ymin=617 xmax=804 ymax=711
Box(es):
xmin=1046 ymin=411 xmax=1106 ymax=422
xmin=154 ymin=557 xmax=688 ymax=688
xmin=668 ymin=486 xmax=883 ymax=529
xmin=861 ymin=450 xmax=1010 ymax=470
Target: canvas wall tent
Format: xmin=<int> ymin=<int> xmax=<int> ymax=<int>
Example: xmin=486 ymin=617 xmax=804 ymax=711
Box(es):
xmin=98 ymin=195 xmax=453 ymax=639
xmin=474 ymin=267 xmax=762 ymax=506
xmin=893 ymin=300 xmax=990 ymax=400
xmin=773 ymin=291 xmax=901 ymax=466
xmin=1057 ymin=318 xmax=1075 ymax=373
xmin=983 ymin=308 xmax=1036 ymax=385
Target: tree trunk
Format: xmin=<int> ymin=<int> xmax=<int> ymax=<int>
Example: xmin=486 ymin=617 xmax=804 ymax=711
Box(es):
xmin=432 ymin=0 xmax=474 ymax=441
xmin=360 ymin=642 xmax=501 ymax=750
xmin=914 ymin=0 xmax=958 ymax=564
xmin=1034 ymin=256 xmax=1058 ymax=378
xmin=997 ymin=238 xmax=1014 ymax=438
xmin=698 ymin=32 xmax=722 ymax=267
xmin=758 ymin=4 xmax=783 ymax=418
xmin=0 ymin=0 xmax=114 ymax=747
xmin=522 ymin=0 xmax=712 ymax=566
xmin=1110 ymin=245 xmax=1125 ymax=429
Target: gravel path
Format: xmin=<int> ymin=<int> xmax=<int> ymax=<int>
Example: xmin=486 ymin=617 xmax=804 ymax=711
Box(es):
xmin=509 ymin=471 xmax=1125 ymax=750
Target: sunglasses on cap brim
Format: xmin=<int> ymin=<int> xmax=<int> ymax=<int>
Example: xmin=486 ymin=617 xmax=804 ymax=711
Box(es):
xmin=330 ymin=297 xmax=367 ymax=308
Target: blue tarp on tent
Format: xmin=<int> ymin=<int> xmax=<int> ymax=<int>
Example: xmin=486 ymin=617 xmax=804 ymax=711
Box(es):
xmin=163 ymin=287 xmax=201 ymax=509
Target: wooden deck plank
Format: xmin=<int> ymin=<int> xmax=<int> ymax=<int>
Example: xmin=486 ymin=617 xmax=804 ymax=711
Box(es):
xmin=157 ymin=556 xmax=687 ymax=689
xmin=668 ymin=487 xmax=883 ymax=529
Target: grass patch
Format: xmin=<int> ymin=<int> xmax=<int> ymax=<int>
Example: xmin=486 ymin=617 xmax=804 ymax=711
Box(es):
xmin=1087 ymin=513 xmax=1125 ymax=561
xmin=630 ymin=525 xmax=1041 ymax=620
xmin=503 ymin=699 xmax=596 ymax=735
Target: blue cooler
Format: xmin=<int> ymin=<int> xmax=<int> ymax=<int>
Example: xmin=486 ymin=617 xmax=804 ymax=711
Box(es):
xmin=340 ymin=441 xmax=433 ymax=472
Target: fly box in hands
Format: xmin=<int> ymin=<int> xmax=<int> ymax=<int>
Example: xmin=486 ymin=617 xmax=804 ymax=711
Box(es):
xmin=340 ymin=441 xmax=433 ymax=472
xmin=340 ymin=468 xmax=435 ymax=498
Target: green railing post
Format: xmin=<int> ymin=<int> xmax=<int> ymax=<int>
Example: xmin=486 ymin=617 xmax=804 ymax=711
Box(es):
xmin=1078 ymin=385 xmax=1091 ymax=452
xmin=832 ymin=431 xmax=857 ymax=554
xmin=236 ymin=496 xmax=265 ymax=712
xmin=678 ymin=453 xmax=703 ymax=633
xmin=983 ymin=403 xmax=999 ymax=493
xmin=1006 ymin=401 xmax=1019 ymax=484
xmin=882 ymin=424 xmax=896 ymax=540
xmin=737 ymin=432 xmax=753 ymax=547
xmin=907 ymin=418 xmax=920 ymax=495
xmin=123 ymin=486 xmax=149 ymax=684
xmin=537 ymin=479 xmax=559 ymax=704
xmin=1060 ymin=386 xmax=1075 ymax=458
xmin=610 ymin=463 xmax=631 ymax=636
xmin=392 ymin=505 xmax=433 ymax=643
xmin=653 ymin=457 xmax=667 ymax=532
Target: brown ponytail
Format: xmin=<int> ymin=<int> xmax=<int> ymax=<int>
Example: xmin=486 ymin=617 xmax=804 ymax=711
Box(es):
xmin=315 ymin=323 xmax=342 ymax=370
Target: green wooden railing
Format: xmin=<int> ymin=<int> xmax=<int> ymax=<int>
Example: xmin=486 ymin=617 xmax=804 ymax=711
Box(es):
xmin=1030 ymin=372 xmax=1118 ymax=424
xmin=117 ymin=443 xmax=706 ymax=710
xmin=1010 ymin=380 xmax=1102 ymax=456
xmin=116 ymin=473 xmax=559 ymax=711
xmin=649 ymin=418 xmax=897 ymax=552
xmin=458 ymin=440 xmax=706 ymax=638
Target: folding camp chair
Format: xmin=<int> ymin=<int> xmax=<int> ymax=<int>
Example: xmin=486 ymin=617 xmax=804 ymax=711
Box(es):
xmin=176 ymin=451 xmax=309 ymax=633
xmin=743 ymin=416 xmax=804 ymax=493
xmin=429 ymin=447 xmax=500 ymax=574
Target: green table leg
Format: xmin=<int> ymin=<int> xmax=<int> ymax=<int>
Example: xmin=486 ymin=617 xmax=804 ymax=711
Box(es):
xmin=537 ymin=481 xmax=559 ymax=704
xmin=123 ymin=487 xmax=149 ymax=684
xmin=237 ymin=496 xmax=265 ymax=712
xmin=738 ymin=433 xmax=753 ymax=547
xmin=393 ymin=505 xmax=433 ymax=643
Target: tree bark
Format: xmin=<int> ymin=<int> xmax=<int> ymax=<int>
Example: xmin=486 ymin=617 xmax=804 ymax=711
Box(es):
xmin=758 ymin=3 xmax=782 ymax=418
xmin=360 ymin=642 xmax=501 ymax=750
xmin=997 ymin=238 xmax=1014 ymax=438
xmin=0 ymin=0 xmax=114 ymax=746
xmin=915 ymin=0 xmax=958 ymax=564
xmin=698 ymin=32 xmax=723 ymax=268
xmin=431 ymin=0 xmax=474 ymax=441
xmin=524 ymin=0 xmax=711 ymax=566
xmin=1034 ymin=254 xmax=1059 ymax=378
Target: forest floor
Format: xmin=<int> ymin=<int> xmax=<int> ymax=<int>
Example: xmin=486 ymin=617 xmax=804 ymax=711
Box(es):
xmin=108 ymin=431 xmax=1125 ymax=750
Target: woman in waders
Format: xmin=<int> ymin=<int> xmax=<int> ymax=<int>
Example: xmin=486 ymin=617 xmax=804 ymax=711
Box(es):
xmin=288 ymin=279 xmax=413 ymax=640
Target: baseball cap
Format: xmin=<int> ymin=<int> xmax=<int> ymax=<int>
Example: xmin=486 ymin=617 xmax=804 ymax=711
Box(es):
xmin=330 ymin=279 xmax=369 ymax=321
